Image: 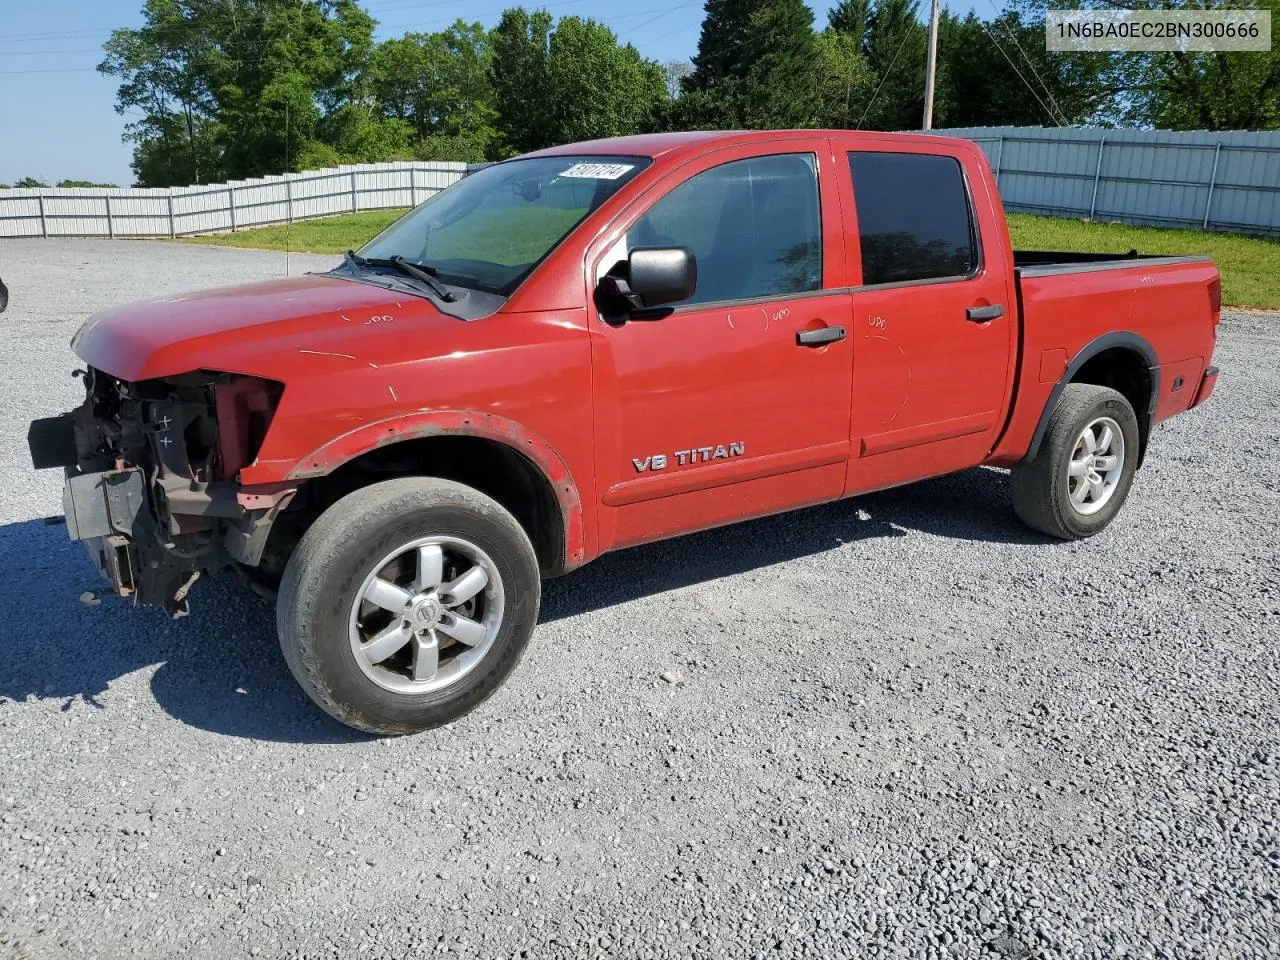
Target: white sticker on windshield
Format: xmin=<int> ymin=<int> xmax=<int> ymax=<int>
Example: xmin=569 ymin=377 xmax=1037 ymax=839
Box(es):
xmin=559 ymin=162 xmax=635 ymax=180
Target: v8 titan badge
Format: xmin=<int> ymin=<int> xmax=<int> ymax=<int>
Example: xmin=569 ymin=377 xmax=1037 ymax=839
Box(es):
xmin=633 ymin=442 xmax=745 ymax=473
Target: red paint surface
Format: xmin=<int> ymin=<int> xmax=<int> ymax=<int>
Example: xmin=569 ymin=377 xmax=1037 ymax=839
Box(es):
xmin=72 ymin=131 xmax=1219 ymax=572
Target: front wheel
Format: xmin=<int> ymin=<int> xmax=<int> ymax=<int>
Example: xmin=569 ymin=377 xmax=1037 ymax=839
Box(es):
xmin=277 ymin=477 xmax=541 ymax=735
xmin=1011 ymin=383 xmax=1141 ymax=540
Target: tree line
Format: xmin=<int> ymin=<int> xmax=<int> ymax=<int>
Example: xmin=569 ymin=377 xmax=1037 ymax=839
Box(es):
xmin=98 ymin=0 xmax=1280 ymax=188
xmin=1 ymin=178 xmax=120 ymax=189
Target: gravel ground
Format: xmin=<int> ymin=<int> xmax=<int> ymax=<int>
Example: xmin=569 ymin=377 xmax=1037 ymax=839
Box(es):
xmin=1 ymin=238 xmax=1278 ymax=960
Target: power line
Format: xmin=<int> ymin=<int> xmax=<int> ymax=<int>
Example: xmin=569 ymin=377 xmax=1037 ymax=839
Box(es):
xmin=1 ymin=0 xmax=700 ymax=73
xmin=618 ymin=1 xmax=698 ymax=38
xmin=0 ymin=0 xmax=595 ymax=44
xmin=0 ymin=67 xmax=102 ymax=74
xmin=0 ymin=0 xmax=461 ymax=41
xmin=981 ymin=0 xmax=1070 ymax=126
xmin=856 ymin=25 xmax=916 ymax=130
xmin=974 ymin=17 xmax=1065 ymax=126
xmin=0 ymin=48 xmax=105 ymax=56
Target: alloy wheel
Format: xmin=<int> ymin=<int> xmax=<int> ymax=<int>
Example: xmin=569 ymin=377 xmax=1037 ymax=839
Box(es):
xmin=1066 ymin=415 xmax=1126 ymax=516
xmin=348 ymin=535 xmax=505 ymax=695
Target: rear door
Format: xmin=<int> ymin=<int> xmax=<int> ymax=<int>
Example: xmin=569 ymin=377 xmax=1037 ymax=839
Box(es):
xmin=838 ymin=146 xmax=1017 ymax=492
xmin=584 ymin=139 xmax=854 ymax=550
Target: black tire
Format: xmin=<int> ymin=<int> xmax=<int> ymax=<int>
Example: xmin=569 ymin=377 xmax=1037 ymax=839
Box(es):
xmin=277 ymin=477 xmax=540 ymax=735
xmin=1011 ymin=383 xmax=1141 ymax=540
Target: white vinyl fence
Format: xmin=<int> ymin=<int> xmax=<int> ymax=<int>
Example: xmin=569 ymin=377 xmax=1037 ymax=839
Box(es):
xmin=0 ymin=161 xmax=486 ymax=239
xmin=6 ymin=128 xmax=1280 ymax=239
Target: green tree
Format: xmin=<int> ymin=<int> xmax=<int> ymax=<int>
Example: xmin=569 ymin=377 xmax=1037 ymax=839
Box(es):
xmin=490 ymin=8 xmax=554 ymax=153
xmin=373 ymin=20 xmax=496 ymax=155
xmin=101 ymin=0 xmax=379 ymax=185
xmin=13 ymin=177 xmax=49 ymax=188
xmin=318 ymin=106 xmax=415 ymax=164
xmin=544 ymin=17 xmax=667 ymax=143
xmin=291 ymin=140 xmax=344 ymax=172
xmin=491 ymin=10 xmax=667 ymax=153
xmin=828 ymin=0 xmax=871 ymax=37
xmin=414 ymin=132 xmax=493 ymax=162
xmin=1121 ymin=0 xmax=1280 ymax=129
xmin=742 ymin=1 xmax=822 ymax=127
xmin=935 ymin=10 xmax=1108 ymax=127
xmin=813 ymin=29 xmax=876 ymax=129
xmin=56 ymin=179 xmax=121 ymax=188
xmin=679 ymin=0 xmax=821 ymax=129
xmin=1022 ymin=0 xmax=1278 ymax=130
xmin=99 ymin=0 xmax=219 ymax=185
xmin=858 ymin=0 xmax=927 ymax=130
xmin=204 ymin=0 xmax=377 ymax=178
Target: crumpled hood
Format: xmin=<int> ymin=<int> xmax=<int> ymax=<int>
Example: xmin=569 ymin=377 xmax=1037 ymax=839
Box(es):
xmin=72 ymin=273 xmax=458 ymax=382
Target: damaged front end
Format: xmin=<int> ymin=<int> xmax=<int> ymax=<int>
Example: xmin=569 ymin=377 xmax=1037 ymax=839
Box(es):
xmin=27 ymin=368 xmax=292 ymax=617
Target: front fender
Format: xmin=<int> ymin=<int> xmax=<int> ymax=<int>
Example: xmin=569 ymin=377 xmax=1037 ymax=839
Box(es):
xmin=278 ymin=409 xmax=586 ymax=571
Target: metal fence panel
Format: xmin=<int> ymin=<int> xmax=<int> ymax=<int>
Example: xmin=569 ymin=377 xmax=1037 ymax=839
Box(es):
xmin=0 ymin=161 xmax=474 ymax=240
xmin=931 ymin=126 xmax=1280 ymax=235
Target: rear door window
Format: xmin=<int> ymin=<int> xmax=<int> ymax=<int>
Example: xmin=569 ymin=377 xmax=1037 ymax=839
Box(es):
xmin=627 ymin=153 xmax=822 ymax=306
xmin=846 ymin=152 xmax=978 ymax=286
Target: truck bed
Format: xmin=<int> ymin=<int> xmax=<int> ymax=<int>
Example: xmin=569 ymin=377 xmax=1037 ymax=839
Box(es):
xmin=990 ymin=252 xmax=1220 ymax=466
xmin=1014 ymin=249 xmax=1212 ymax=276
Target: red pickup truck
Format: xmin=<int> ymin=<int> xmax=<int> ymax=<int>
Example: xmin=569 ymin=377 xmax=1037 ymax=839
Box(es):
xmin=28 ymin=131 xmax=1221 ymax=735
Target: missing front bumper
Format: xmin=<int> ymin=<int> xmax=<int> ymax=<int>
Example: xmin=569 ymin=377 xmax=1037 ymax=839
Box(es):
xmin=56 ymin=466 xmax=291 ymax=615
xmin=59 ymin=466 xmax=202 ymax=615
xmin=61 ymin=468 xmax=148 ymax=599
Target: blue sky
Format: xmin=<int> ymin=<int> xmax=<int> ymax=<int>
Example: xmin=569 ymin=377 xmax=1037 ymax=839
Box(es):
xmin=0 ymin=0 xmax=853 ymax=187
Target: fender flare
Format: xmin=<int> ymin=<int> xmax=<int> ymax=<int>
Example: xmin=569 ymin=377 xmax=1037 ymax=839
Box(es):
xmin=286 ymin=410 xmax=586 ymax=571
xmin=1024 ymin=331 xmax=1160 ymax=463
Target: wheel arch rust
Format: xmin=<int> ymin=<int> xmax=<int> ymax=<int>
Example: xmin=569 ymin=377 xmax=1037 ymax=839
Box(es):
xmin=285 ymin=410 xmax=587 ymax=572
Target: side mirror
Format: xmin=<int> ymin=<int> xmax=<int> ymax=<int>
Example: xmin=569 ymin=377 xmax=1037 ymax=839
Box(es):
xmin=0 ymin=276 xmax=7 ymax=313
xmin=599 ymin=247 xmax=697 ymax=315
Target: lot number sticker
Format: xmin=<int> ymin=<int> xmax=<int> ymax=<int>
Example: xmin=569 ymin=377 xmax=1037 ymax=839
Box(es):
xmin=559 ymin=162 xmax=635 ymax=180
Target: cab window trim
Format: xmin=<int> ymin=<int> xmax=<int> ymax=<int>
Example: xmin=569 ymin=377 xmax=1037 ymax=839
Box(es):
xmin=665 ymin=285 xmax=837 ymax=315
xmin=846 ymin=150 xmax=985 ymax=289
xmin=620 ymin=150 xmax=826 ymax=313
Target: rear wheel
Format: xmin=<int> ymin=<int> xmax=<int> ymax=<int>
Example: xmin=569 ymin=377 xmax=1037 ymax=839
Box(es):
xmin=277 ymin=477 xmax=540 ymax=735
xmin=1011 ymin=383 xmax=1140 ymax=540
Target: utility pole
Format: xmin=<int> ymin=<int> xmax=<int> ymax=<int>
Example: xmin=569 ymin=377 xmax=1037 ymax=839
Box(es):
xmin=922 ymin=0 xmax=940 ymax=130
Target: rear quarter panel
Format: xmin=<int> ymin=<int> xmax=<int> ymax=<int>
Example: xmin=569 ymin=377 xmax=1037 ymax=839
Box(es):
xmin=989 ymin=258 xmax=1219 ymax=465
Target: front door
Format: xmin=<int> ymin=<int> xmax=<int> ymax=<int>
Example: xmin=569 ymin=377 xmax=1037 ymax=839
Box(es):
xmin=839 ymin=146 xmax=1017 ymax=492
xmin=587 ymin=142 xmax=854 ymax=550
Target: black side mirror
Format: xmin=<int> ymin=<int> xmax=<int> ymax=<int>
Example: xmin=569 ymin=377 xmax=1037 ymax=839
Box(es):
xmin=0 ymin=277 xmax=7 ymax=313
xmin=598 ymin=247 xmax=697 ymax=316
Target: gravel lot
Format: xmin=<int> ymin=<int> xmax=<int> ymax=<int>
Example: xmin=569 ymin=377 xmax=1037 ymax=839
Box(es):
xmin=1 ymin=238 xmax=1278 ymax=960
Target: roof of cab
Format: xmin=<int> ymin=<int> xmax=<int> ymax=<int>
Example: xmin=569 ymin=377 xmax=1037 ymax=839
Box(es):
xmin=524 ymin=129 xmax=967 ymax=162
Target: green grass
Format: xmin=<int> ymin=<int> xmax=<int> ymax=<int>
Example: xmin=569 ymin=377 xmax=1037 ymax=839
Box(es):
xmin=384 ymin=205 xmax=585 ymax=266
xmin=1007 ymin=213 xmax=1279 ymax=310
xmin=185 ymin=204 xmax=586 ymax=268
xmin=183 ymin=208 xmax=1280 ymax=310
xmin=184 ymin=209 xmax=408 ymax=254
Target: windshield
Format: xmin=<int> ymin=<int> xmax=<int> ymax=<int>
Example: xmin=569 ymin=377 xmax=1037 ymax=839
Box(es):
xmin=358 ymin=155 xmax=650 ymax=296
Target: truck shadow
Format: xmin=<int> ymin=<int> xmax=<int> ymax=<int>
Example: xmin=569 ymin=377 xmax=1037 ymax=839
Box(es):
xmin=0 ymin=466 xmax=1046 ymax=742
xmin=0 ymin=517 xmax=365 ymax=743
xmin=542 ymin=465 xmax=1045 ymax=621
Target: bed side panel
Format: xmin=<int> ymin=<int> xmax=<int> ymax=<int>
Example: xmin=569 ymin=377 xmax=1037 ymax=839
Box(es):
xmin=988 ymin=259 xmax=1218 ymax=466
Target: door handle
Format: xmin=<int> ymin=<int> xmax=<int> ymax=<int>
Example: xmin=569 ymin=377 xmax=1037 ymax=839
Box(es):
xmin=796 ymin=325 xmax=846 ymax=347
xmin=966 ymin=304 xmax=1004 ymax=322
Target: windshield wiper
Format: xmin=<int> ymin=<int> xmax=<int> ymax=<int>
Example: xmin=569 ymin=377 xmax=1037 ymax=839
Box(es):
xmin=343 ymin=250 xmax=457 ymax=303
